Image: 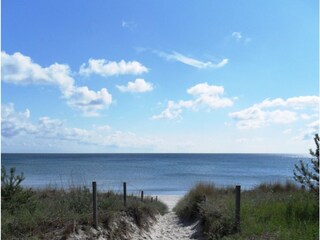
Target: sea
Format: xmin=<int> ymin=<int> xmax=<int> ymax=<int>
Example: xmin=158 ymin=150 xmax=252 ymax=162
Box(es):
xmin=1 ymin=153 xmax=308 ymax=195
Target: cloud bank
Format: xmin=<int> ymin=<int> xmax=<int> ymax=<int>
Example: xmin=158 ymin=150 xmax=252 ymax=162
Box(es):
xmin=229 ymin=96 xmax=320 ymax=130
xmin=1 ymin=103 xmax=158 ymax=149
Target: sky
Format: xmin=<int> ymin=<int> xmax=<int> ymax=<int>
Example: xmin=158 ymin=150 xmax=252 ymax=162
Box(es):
xmin=1 ymin=0 xmax=319 ymax=153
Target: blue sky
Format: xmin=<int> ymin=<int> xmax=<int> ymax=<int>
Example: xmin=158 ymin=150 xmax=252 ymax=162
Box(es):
xmin=2 ymin=0 xmax=319 ymax=153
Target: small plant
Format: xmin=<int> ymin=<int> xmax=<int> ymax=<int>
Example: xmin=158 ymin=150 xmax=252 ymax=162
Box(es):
xmin=1 ymin=166 xmax=35 ymax=215
xmin=1 ymin=166 xmax=25 ymax=200
xmin=294 ymin=133 xmax=319 ymax=193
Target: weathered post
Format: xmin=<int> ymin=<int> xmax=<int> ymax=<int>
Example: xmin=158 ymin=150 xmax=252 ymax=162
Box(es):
xmin=123 ymin=182 xmax=127 ymax=207
xmin=235 ymin=185 xmax=241 ymax=231
xmin=155 ymin=196 xmax=158 ymax=202
xmin=92 ymin=181 xmax=98 ymax=229
xmin=151 ymin=197 xmax=153 ymax=202
xmin=141 ymin=190 xmax=144 ymax=202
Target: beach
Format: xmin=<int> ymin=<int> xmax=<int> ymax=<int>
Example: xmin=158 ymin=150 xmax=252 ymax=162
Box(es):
xmin=156 ymin=195 xmax=182 ymax=211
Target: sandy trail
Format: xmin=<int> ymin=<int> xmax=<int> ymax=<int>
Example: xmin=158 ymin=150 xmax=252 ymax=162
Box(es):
xmin=133 ymin=212 xmax=198 ymax=240
xmin=132 ymin=195 xmax=198 ymax=240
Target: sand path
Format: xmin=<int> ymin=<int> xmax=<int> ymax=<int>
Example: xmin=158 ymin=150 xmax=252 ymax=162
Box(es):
xmin=132 ymin=195 xmax=198 ymax=240
xmin=133 ymin=212 xmax=198 ymax=240
xmin=153 ymin=212 xmax=197 ymax=240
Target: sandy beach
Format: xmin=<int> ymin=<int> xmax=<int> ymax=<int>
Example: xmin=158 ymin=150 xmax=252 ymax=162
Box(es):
xmin=155 ymin=195 xmax=182 ymax=211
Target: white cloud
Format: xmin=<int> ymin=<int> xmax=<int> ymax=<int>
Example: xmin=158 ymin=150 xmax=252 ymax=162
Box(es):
xmin=79 ymin=58 xmax=148 ymax=77
xmin=1 ymin=103 xmax=159 ymax=150
xmin=187 ymin=84 xmax=224 ymax=95
xmin=1 ymin=52 xmax=75 ymax=96
xmin=229 ymin=108 xmax=298 ymax=129
xmin=66 ymin=87 xmax=112 ymax=116
xmin=229 ymin=96 xmax=320 ymax=129
xmin=151 ymin=101 xmax=183 ymax=120
xmin=117 ymin=79 xmax=153 ymax=93
xmin=307 ymin=120 xmax=319 ymax=128
xmin=300 ymin=114 xmax=312 ymax=120
xmin=121 ymin=20 xmax=137 ymax=31
xmin=258 ymin=96 xmax=320 ymax=109
xmin=293 ymin=119 xmax=319 ymax=141
xmin=236 ymin=137 xmax=264 ymax=143
xmin=1 ymin=52 xmax=113 ymax=116
xmin=187 ymin=83 xmax=233 ymax=109
xmin=156 ymin=51 xmax=228 ymax=69
xmin=1 ymin=103 xmax=36 ymax=137
xmin=232 ymin=32 xmax=242 ymax=40
xmin=231 ymin=31 xmax=251 ymax=43
xmin=283 ymin=129 xmax=292 ymax=134
xmin=152 ymin=83 xmax=234 ymax=120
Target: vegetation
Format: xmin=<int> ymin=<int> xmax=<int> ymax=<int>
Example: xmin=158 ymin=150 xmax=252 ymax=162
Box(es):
xmin=174 ymin=183 xmax=236 ymax=239
xmin=174 ymin=182 xmax=319 ymax=240
xmin=1 ymin=167 xmax=168 ymax=240
xmin=294 ymin=133 xmax=319 ymax=193
xmin=1 ymin=167 xmax=35 ymax=215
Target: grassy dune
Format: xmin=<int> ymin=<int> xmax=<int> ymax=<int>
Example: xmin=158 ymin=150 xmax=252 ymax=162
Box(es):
xmin=1 ymin=186 xmax=167 ymax=239
xmin=174 ymin=182 xmax=319 ymax=240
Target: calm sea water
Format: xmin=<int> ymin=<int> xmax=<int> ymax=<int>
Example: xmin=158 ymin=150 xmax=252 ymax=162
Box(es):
xmin=1 ymin=154 xmax=307 ymax=195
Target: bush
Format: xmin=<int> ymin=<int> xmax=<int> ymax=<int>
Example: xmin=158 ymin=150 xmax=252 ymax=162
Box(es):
xmin=174 ymin=182 xmax=217 ymax=221
xmin=1 ymin=166 xmax=35 ymax=214
xmin=174 ymin=183 xmax=235 ymax=239
xmin=198 ymin=201 xmax=234 ymax=239
xmin=1 ymin=166 xmax=25 ymax=200
xmin=294 ymin=133 xmax=319 ymax=193
xmin=255 ymin=181 xmax=299 ymax=193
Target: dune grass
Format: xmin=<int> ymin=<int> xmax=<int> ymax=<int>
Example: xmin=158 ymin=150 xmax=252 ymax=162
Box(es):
xmin=1 ymin=186 xmax=168 ymax=240
xmin=174 ymin=182 xmax=319 ymax=240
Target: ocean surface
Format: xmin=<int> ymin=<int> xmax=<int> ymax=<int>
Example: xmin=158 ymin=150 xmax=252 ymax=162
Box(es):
xmin=1 ymin=153 xmax=308 ymax=195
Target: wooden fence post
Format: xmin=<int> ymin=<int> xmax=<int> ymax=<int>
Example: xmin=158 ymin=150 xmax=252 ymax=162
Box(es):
xmin=92 ymin=181 xmax=98 ymax=229
xmin=235 ymin=185 xmax=241 ymax=231
xmin=123 ymin=182 xmax=127 ymax=207
xmin=141 ymin=191 xmax=144 ymax=202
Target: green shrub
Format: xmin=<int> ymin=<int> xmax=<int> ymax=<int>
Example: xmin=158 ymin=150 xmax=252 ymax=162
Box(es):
xmin=65 ymin=187 xmax=91 ymax=214
xmin=198 ymin=201 xmax=234 ymax=239
xmin=1 ymin=166 xmax=25 ymax=199
xmin=174 ymin=182 xmax=217 ymax=221
xmin=294 ymin=133 xmax=319 ymax=193
xmin=1 ymin=166 xmax=36 ymax=215
xmin=174 ymin=183 xmax=235 ymax=239
xmin=255 ymin=181 xmax=299 ymax=193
